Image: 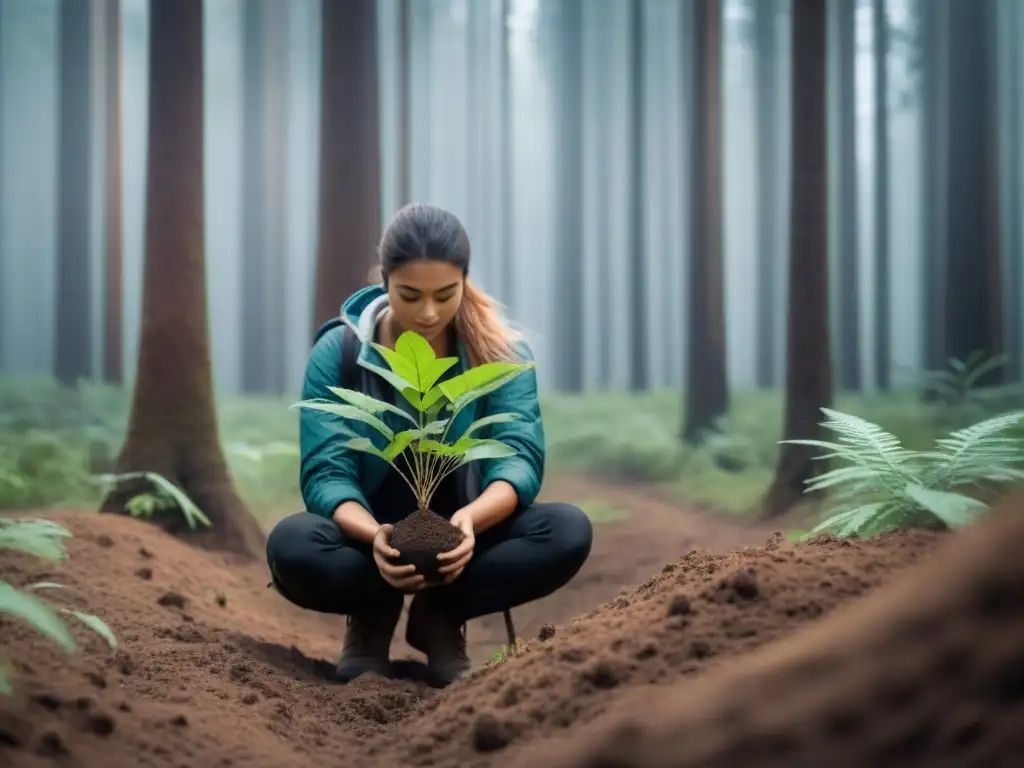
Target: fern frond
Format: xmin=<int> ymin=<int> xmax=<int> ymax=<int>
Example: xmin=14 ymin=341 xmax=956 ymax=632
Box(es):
xmin=924 ymin=410 xmax=1024 ymax=490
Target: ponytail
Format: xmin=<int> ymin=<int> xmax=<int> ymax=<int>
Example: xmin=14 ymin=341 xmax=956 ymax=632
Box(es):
xmin=454 ymin=277 xmax=521 ymax=366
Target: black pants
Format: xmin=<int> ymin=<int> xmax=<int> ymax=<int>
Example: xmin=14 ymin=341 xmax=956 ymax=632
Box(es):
xmin=266 ymin=502 xmax=594 ymax=624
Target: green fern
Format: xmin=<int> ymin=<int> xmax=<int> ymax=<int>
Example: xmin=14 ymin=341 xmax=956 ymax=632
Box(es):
xmin=783 ymin=407 xmax=1024 ymax=539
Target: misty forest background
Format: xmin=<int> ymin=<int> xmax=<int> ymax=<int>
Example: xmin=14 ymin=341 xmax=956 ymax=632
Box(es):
xmin=0 ymin=0 xmax=1022 ymax=543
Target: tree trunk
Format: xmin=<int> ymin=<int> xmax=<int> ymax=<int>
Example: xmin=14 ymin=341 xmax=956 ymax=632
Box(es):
xmin=56 ymin=0 xmax=94 ymax=385
xmin=104 ymin=0 xmax=124 ymax=385
xmin=754 ymin=0 xmax=780 ymax=389
xmin=682 ymin=0 xmax=728 ymax=444
xmin=942 ymin=0 xmax=1003 ymax=377
xmin=872 ymin=0 xmax=891 ymax=390
xmin=553 ymin=0 xmax=584 ymax=393
xmin=762 ymin=0 xmax=832 ymax=519
xmin=836 ymin=0 xmax=861 ymax=391
xmin=101 ymin=0 xmax=265 ymax=560
xmin=628 ymin=0 xmax=647 ymax=392
xmin=920 ymin=0 xmax=946 ymax=374
xmin=312 ymin=0 xmax=381 ymax=334
xmin=240 ymin=0 xmax=289 ymax=395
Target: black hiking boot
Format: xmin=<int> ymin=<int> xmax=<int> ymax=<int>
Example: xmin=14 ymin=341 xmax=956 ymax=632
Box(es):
xmin=334 ymin=602 xmax=402 ymax=683
xmin=405 ymin=591 xmax=472 ymax=688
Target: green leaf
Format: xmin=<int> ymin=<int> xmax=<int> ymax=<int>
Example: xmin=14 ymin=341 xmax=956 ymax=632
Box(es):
xmin=62 ymin=610 xmax=117 ymax=650
xmin=345 ymin=437 xmax=392 ymax=463
xmin=420 ymin=385 xmax=449 ymax=413
xmin=0 ymin=581 xmax=76 ymax=652
xmin=394 ymin=332 xmax=460 ymax=392
xmin=904 ymin=484 xmax=988 ymax=528
xmin=462 ymin=413 xmax=522 ymax=439
xmin=442 ymin=363 xmax=535 ymax=418
xmin=323 ymin=386 xmax=418 ymax=427
xmin=361 ymin=361 xmax=424 ymax=410
xmin=384 ymin=430 xmax=420 ymax=461
xmin=460 ymin=440 xmax=517 ymax=463
xmin=369 ymin=341 xmax=421 ymax=387
xmin=294 ymin=401 xmax=396 ymax=441
xmin=0 ymin=519 xmax=72 ymax=561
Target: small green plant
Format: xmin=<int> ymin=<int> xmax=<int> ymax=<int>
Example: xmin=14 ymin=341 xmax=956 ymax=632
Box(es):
xmin=785 ymin=407 xmax=1024 ymax=539
xmin=293 ymin=328 xmax=535 ymax=580
xmin=295 ymin=330 xmax=533 ymax=513
xmin=95 ymin=471 xmax=211 ymax=530
xmin=915 ymin=350 xmax=1010 ymax=406
xmin=0 ymin=518 xmax=117 ymax=695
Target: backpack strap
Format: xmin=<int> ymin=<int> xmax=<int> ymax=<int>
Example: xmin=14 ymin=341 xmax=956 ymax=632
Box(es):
xmin=339 ymin=321 xmax=360 ymax=390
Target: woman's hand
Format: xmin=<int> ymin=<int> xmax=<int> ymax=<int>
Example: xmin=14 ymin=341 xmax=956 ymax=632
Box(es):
xmin=437 ymin=509 xmax=476 ymax=584
xmin=372 ymin=524 xmax=425 ymax=592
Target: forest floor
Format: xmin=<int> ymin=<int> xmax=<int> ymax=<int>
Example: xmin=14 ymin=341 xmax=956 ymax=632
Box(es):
xmin=1 ymin=477 xmax=1018 ymax=767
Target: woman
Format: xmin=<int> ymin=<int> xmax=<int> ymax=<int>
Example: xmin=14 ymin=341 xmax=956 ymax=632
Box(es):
xmin=266 ymin=203 xmax=594 ymax=688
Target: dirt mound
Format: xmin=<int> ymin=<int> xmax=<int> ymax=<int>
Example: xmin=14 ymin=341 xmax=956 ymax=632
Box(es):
xmin=369 ymin=528 xmax=944 ymax=766
xmin=0 ymin=511 xmax=429 ymax=768
xmin=522 ymin=493 xmax=1024 ymax=768
xmin=0 ymin=508 xmax=948 ymax=767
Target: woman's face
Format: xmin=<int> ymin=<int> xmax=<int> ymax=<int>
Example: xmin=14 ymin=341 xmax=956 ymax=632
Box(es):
xmin=385 ymin=260 xmax=465 ymax=344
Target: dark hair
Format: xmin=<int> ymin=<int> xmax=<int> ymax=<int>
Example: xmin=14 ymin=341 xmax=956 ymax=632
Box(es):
xmin=377 ymin=203 xmax=518 ymax=365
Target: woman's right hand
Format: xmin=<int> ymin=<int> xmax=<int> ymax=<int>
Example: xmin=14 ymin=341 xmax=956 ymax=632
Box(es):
xmin=372 ymin=524 xmax=425 ymax=592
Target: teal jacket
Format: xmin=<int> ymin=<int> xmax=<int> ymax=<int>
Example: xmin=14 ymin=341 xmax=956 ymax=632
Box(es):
xmin=298 ymin=284 xmax=545 ymax=520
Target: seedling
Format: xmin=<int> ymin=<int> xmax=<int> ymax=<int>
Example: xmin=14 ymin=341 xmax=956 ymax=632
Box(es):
xmin=294 ymin=329 xmax=534 ymax=582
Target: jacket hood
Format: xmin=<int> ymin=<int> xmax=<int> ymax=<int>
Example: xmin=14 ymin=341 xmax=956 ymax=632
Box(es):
xmin=340 ymin=284 xmax=389 ymax=342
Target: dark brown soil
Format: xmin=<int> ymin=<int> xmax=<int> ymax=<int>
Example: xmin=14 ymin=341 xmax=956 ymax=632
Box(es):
xmin=390 ymin=509 xmax=464 ymax=583
xmin=3 ymin=487 xmax=1018 ymax=768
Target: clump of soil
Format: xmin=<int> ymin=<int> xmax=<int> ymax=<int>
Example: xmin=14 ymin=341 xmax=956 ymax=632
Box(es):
xmin=389 ymin=510 xmax=464 ymax=584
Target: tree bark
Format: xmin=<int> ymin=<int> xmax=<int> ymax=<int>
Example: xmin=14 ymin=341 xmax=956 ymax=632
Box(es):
xmin=101 ymin=0 xmax=265 ymax=560
xmin=56 ymin=0 xmax=94 ymax=385
xmin=942 ymin=0 xmax=1003 ymax=378
xmin=682 ymin=0 xmax=729 ymax=444
xmin=872 ymin=0 xmax=891 ymax=390
xmin=836 ymin=0 xmax=861 ymax=391
xmin=754 ymin=0 xmax=780 ymax=390
xmin=312 ymin=0 xmax=381 ymax=334
xmin=628 ymin=0 xmax=647 ymax=392
xmin=553 ymin=0 xmax=584 ymax=393
xmin=104 ymin=0 xmax=124 ymax=385
xmin=762 ymin=0 xmax=832 ymax=519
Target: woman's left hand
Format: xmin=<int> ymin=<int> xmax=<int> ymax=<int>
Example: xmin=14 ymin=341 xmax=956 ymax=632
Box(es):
xmin=437 ymin=509 xmax=475 ymax=583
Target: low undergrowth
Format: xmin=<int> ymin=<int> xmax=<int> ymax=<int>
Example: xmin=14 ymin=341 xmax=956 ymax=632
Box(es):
xmin=1 ymin=354 xmax=1021 ymax=522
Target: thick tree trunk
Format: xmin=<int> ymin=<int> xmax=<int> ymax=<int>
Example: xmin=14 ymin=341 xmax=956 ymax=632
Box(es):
xmin=762 ymin=0 xmax=832 ymax=519
xmin=836 ymin=0 xmax=861 ymax=391
xmin=101 ymin=0 xmax=264 ymax=560
xmin=312 ymin=0 xmax=381 ymax=333
xmin=56 ymin=0 xmax=94 ymax=385
xmin=682 ymin=0 xmax=729 ymax=444
xmin=104 ymin=0 xmax=124 ymax=385
xmin=943 ymin=0 xmax=1003 ymax=377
